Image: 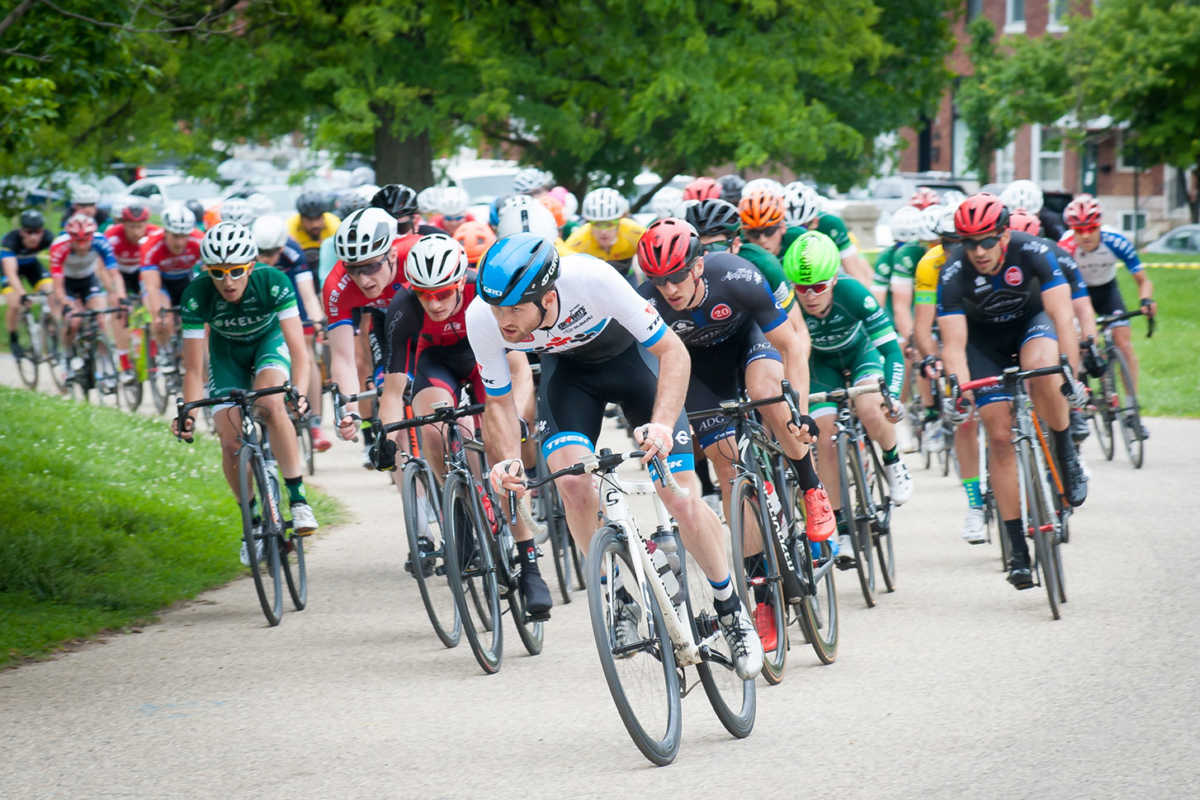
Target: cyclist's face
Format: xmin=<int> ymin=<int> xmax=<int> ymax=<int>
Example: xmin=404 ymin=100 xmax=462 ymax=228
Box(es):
xmin=208 ymin=263 xmax=252 ymax=302
xmin=415 ymin=284 xmax=462 ymax=321
xmin=962 ymin=229 xmax=1009 ymax=274
xmin=797 ymin=277 xmax=836 ymax=316
xmin=165 ymin=231 xmax=191 ymax=254
xmin=73 ymin=204 xmax=97 ymax=218
xmin=441 ymin=215 xmax=465 ymax=235
xmin=123 ymin=220 xmax=148 ymax=241
xmin=300 ymin=215 xmax=326 ymax=239
xmin=699 ymin=233 xmax=740 ymax=255
xmin=592 ymin=220 xmax=619 ymax=249
xmin=489 ymin=292 xmax=552 ymax=342
xmin=69 ymin=237 xmax=92 ymax=255
xmin=1074 ymin=226 xmax=1102 ymax=251
xmin=345 ymin=252 xmax=396 ymax=298
xmin=18 ymin=229 xmax=43 ymax=247
xmin=748 ymin=226 xmax=784 ymax=255
xmin=656 ymin=259 xmax=705 ymax=310
xmin=257 ymin=247 xmax=282 ymax=266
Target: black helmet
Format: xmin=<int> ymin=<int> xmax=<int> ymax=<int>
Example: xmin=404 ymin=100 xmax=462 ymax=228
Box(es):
xmin=716 ymin=174 xmax=746 ymax=206
xmin=185 ymin=199 xmax=205 ymax=226
xmin=371 ymin=184 xmax=419 ymax=219
xmin=19 ymin=209 xmax=44 ymax=231
xmin=296 ymin=190 xmax=330 ymax=218
xmin=685 ymin=198 xmax=742 ymax=238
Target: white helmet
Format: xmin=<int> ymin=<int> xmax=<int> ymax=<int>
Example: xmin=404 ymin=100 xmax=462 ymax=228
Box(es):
xmin=581 ymin=187 xmax=628 ymax=222
xmin=784 ymin=186 xmax=821 ymax=227
xmin=405 ymin=233 xmax=468 ymax=290
xmin=334 ymin=207 xmax=397 ymax=263
xmin=940 ymin=189 xmax=967 ymax=209
xmin=252 ymin=215 xmax=289 ymax=251
xmin=220 ymin=198 xmax=255 ymax=226
xmin=349 ymin=166 xmax=376 ymax=187
xmin=71 ymin=183 xmax=100 ymax=205
xmin=416 ymin=186 xmax=444 ymax=216
xmin=649 ymin=187 xmax=685 ymax=220
xmin=245 ymin=192 xmax=274 ymax=218
xmin=439 ymin=186 xmax=470 ymax=216
xmin=933 ymin=205 xmax=959 ymax=239
xmin=497 ymin=198 xmax=559 ymax=240
xmin=335 ymin=186 xmax=371 ymax=217
xmin=916 ymin=204 xmax=946 ymax=243
xmin=1000 ymin=179 xmax=1044 ymax=214
xmin=162 ymin=203 xmax=196 ymax=235
xmin=742 ymin=178 xmax=786 ymax=200
xmin=889 ymin=205 xmax=925 ymax=243
xmin=784 ymin=180 xmax=810 ymax=198
xmin=200 ymin=222 xmax=258 ymax=265
xmin=512 ymin=168 xmax=551 ymax=194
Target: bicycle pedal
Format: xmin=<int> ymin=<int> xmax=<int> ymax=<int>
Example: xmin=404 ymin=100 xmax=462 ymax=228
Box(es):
xmin=526 ymin=610 xmax=551 ymax=623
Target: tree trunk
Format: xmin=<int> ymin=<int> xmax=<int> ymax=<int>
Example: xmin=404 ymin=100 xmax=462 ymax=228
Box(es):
xmin=373 ymin=103 xmax=433 ymax=188
xmin=1189 ymin=161 xmax=1200 ymax=224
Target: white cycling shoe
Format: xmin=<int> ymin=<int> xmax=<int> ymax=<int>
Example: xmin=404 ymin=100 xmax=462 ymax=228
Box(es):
xmin=961 ymin=506 xmax=987 ymax=544
xmin=239 ymin=535 xmax=264 ymax=567
xmin=290 ymin=503 xmax=318 ymax=535
xmin=717 ymin=602 xmax=764 ymax=680
xmin=885 ymin=460 xmax=913 ymax=505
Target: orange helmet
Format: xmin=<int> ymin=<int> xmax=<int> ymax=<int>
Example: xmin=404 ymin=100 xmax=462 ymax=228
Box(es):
xmin=453 ymin=220 xmax=497 ymax=265
xmin=738 ymin=189 xmax=785 ymax=230
xmin=683 ymin=177 xmax=720 ymax=202
xmin=538 ymin=194 xmax=566 ymax=228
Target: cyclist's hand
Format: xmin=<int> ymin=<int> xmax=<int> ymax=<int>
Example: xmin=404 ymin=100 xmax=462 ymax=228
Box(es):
xmin=1083 ymin=346 xmax=1107 ymax=379
xmin=787 ymin=413 xmax=817 ymax=443
xmin=1141 ymin=297 xmax=1157 ymax=318
xmin=920 ymin=355 xmax=942 ymax=380
xmin=489 ymin=458 xmax=526 ymax=496
xmin=1066 ymin=376 xmax=1089 ymax=409
xmin=336 ymin=413 xmax=360 ymax=441
xmin=369 ymin=436 xmax=396 ymax=471
xmin=293 ymin=393 xmax=311 ymax=418
xmin=883 ymin=400 xmax=904 ymax=424
xmin=634 ymin=422 xmax=675 ymax=465
xmin=172 ymin=414 xmax=195 ymax=443
xmin=941 ymin=396 xmax=967 ymax=425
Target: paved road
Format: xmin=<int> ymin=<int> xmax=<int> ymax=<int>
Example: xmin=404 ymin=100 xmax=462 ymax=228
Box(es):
xmin=2 ymin=362 xmax=1198 ymax=798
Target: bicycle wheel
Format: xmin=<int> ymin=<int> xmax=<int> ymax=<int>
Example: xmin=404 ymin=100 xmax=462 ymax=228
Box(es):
xmin=296 ymin=421 xmax=314 ymax=476
xmin=93 ymin=341 xmax=122 ymax=409
xmin=498 ymin=526 xmax=545 ymax=657
xmin=1091 ymin=373 xmax=1115 ymax=461
xmin=1018 ymin=442 xmax=1060 ymax=620
xmin=585 ymin=525 xmax=682 ymax=766
xmin=120 ymin=348 xmax=143 ymax=410
xmin=148 ymin=328 xmax=171 ymax=415
xmin=863 ymin=437 xmax=896 ymax=593
xmin=281 ymin=529 xmax=307 ymax=611
xmin=1111 ymin=349 xmax=1144 ymax=468
xmin=543 ymin=480 xmax=573 ymax=604
xmin=728 ymin=477 xmax=786 ymax=684
xmin=42 ymin=315 xmax=67 ymax=392
xmin=443 ymin=474 xmax=503 ymax=674
xmin=400 ymin=459 xmax=460 ymax=648
xmin=796 ymin=535 xmax=839 ymax=665
xmin=239 ymin=446 xmax=284 ymax=626
xmin=13 ymin=310 xmax=39 ymax=388
xmin=838 ymin=435 xmax=876 ymax=607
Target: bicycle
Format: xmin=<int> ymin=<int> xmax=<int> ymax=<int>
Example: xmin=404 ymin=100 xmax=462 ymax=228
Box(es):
xmin=175 ymin=385 xmax=308 ymax=626
xmin=951 ymin=357 xmax=1074 ymax=620
xmin=11 ymin=291 xmax=52 ymax=389
xmin=52 ymin=307 xmax=126 ymax=407
xmin=1085 ymin=308 xmax=1154 ymax=469
xmin=690 ymin=381 xmax=839 ymax=683
xmin=147 ymin=307 xmax=185 ymax=416
xmin=527 ymin=449 xmax=754 ymax=766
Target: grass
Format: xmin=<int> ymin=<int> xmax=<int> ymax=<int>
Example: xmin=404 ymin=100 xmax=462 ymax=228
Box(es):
xmin=0 ymin=385 xmax=344 ymax=667
xmin=1113 ymin=267 xmax=1198 ymax=417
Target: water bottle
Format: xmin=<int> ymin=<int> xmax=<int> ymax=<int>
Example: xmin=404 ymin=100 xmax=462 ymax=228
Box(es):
xmin=647 ymin=535 xmax=683 ymax=606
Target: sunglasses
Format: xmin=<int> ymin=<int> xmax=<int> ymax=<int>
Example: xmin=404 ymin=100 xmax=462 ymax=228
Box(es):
xmin=649 ymin=258 xmax=702 ymax=287
xmin=345 ymin=257 xmax=388 ymax=276
xmin=1071 ymin=224 xmax=1100 ymax=235
xmin=962 ymin=235 xmax=1002 ymax=251
xmin=414 ymin=285 xmax=459 ymax=302
xmin=701 ymin=238 xmax=733 ymax=253
xmin=795 ymin=280 xmax=833 ymax=296
xmin=443 ymin=214 xmax=466 ymax=222
xmin=207 ymin=263 xmax=252 ymax=280
xmin=746 ymin=225 xmax=782 ymax=238
xmin=591 ymin=220 xmax=619 ymax=230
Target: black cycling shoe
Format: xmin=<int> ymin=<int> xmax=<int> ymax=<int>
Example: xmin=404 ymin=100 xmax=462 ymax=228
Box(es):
xmin=1060 ymin=452 xmax=1089 ymax=507
xmin=1007 ymin=565 xmax=1035 ymax=590
xmin=518 ymin=568 xmax=552 ymax=621
xmin=404 ymin=535 xmax=436 ymax=578
xmin=1069 ymin=408 xmax=1090 ymax=443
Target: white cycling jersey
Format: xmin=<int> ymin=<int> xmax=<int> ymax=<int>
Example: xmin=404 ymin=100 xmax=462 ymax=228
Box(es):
xmin=466 ymin=253 xmax=667 ymax=396
xmin=1058 ymin=228 xmax=1142 ymax=287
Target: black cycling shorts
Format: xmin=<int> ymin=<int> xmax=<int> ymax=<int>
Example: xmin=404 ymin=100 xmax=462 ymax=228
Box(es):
xmin=413 ymin=346 xmax=485 ymax=404
xmin=537 ymin=341 xmax=694 ymax=476
xmin=64 ymin=274 xmax=105 ymax=302
xmin=121 ymin=271 xmax=141 ymax=296
xmin=966 ymin=311 xmax=1056 ymax=407
xmin=686 ymin=325 xmax=782 ymax=449
xmin=1086 ymin=279 xmax=1129 ymax=327
xmin=162 ymin=275 xmax=192 ymax=308
xmin=1 ymin=258 xmax=51 ymax=292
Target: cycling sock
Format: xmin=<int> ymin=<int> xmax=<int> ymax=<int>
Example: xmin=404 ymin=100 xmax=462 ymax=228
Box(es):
xmin=519 ymin=539 xmax=539 ymax=571
xmin=284 ymin=477 xmax=306 ymax=505
xmin=962 ymin=476 xmax=983 ymax=509
xmin=923 ymin=406 xmax=939 ymax=422
xmin=1004 ymin=519 xmax=1028 ymax=564
xmin=882 ymin=445 xmax=900 ymax=465
xmin=789 ymin=452 xmax=820 ymax=491
xmin=709 ymin=574 xmax=734 ymax=602
xmin=1051 ymin=427 xmax=1073 ymax=460
xmin=834 ymin=507 xmax=850 ymax=536
xmin=712 ymin=588 xmax=740 ymax=618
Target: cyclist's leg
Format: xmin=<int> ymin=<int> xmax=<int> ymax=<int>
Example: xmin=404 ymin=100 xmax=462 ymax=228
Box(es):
xmin=208 ymin=338 xmax=253 ymax=496
xmin=410 ymin=361 xmax=459 ymax=481
xmin=808 ymin=358 xmax=843 ymax=509
xmin=1089 ymin=280 xmax=1137 ymax=389
xmin=2 ymin=257 xmax=25 ymax=338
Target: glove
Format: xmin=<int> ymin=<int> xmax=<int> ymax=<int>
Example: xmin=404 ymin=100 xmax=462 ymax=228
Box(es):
xmin=1066 ymin=376 xmax=1089 ymax=409
xmin=369 ymin=436 xmax=397 ymax=471
xmin=941 ymin=395 xmax=967 ymax=425
xmin=790 ymin=413 xmax=817 ymax=438
xmin=1082 ymin=346 xmax=1107 ymax=379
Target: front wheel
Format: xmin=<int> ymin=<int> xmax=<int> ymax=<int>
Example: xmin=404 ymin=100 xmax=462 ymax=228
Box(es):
xmin=443 ymin=474 xmax=503 ymax=674
xmin=1111 ymin=349 xmax=1144 ymax=468
xmin=838 ymin=434 xmax=876 ymax=608
xmin=401 ymin=459 xmax=460 ymax=648
xmin=863 ymin=436 xmax=896 ymax=593
xmin=13 ymin=310 xmax=39 ymax=389
xmin=728 ymin=476 xmax=786 ymax=684
xmin=1091 ymin=373 xmax=1116 ymax=461
xmin=42 ymin=315 xmax=67 ymax=392
xmin=239 ymin=446 xmax=283 ymax=626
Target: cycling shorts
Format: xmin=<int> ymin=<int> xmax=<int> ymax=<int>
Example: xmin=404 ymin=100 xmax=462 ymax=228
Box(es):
xmin=1086 ymin=280 xmax=1129 ymax=328
xmin=536 ymin=341 xmax=694 ymax=478
xmin=64 ymin=274 xmax=105 ymax=302
xmin=413 ymin=345 xmax=485 ymax=404
xmin=207 ymin=328 xmax=291 ymax=408
xmin=162 ymin=274 xmax=192 ymax=308
xmin=121 ymin=271 xmax=141 ymax=297
xmin=1 ymin=258 xmax=52 ymax=293
xmin=966 ymin=311 xmax=1057 ymax=408
xmin=809 ymin=338 xmax=885 ymax=417
xmin=686 ymin=325 xmax=782 ymax=449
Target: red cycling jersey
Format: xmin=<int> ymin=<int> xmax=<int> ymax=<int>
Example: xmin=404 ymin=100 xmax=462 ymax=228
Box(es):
xmin=106 ymin=223 xmax=162 ymax=273
xmin=141 ymin=234 xmax=202 ymax=279
xmin=322 ymin=234 xmax=421 ymax=328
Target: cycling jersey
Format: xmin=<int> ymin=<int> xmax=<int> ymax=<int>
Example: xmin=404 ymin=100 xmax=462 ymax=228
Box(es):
xmin=141 ymin=236 xmax=202 ymax=280
xmin=937 ymin=231 xmax=1068 ymax=326
xmin=1057 ymin=228 xmax=1142 ymax=287
xmin=317 ymin=237 xmax=339 ymax=287
xmin=563 ymin=218 xmax=645 ymax=273
xmin=636 ymin=252 xmax=786 ymax=348
xmin=1 ymin=229 xmax=52 ymax=265
xmin=466 ymin=253 xmax=666 ymax=397
xmin=873 ymin=241 xmax=923 ymax=318
xmin=735 ymin=242 xmax=796 ymax=311
xmin=48 ymin=234 xmax=117 ymax=279
xmin=872 ymin=243 xmax=901 ymax=288
xmin=914 ymin=244 xmax=948 ymax=306
xmin=322 ymin=234 xmax=420 ymax=330
xmin=105 ymin=224 xmax=162 ymax=274
xmin=385 ymin=274 xmax=482 ymax=400
xmin=801 ymin=276 xmax=904 ymax=401
xmin=287 ymin=212 xmax=341 ymax=266
xmin=181 ymin=265 xmax=298 ymax=343
xmin=782 ymin=214 xmax=856 ymax=256
xmin=271 ymin=237 xmax=316 ymax=326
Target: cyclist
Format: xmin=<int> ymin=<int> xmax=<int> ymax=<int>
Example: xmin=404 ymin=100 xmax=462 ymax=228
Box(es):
xmin=105 ymin=203 xmax=160 ymax=297
xmin=908 ymin=188 xmax=941 ymax=210
xmin=716 ymin=174 xmax=746 ymax=206
xmin=1057 ymin=195 xmax=1155 ymax=438
xmin=254 ymin=215 xmax=332 ymax=453
xmin=780 ymin=184 xmax=874 ymax=286
xmin=141 ymin=204 xmax=202 ymax=348
xmin=783 ymin=231 xmax=913 ymax=566
xmin=735 ymin=190 xmax=808 ymax=335
xmin=469 ymin=233 xmax=764 ymax=679
xmin=433 ymin=186 xmax=473 ymax=236
xmin=185 ymin=199 xmax=208 ymax=233
xmin=563 ymin=188 xmax=645 ymax=284
xmin=872 ymin=205 xmax=925 ymax=309
xmin=512 ymin=168 xmax=552 ymax=199
xmin=683 ymin=177 xmax=721 ymax=202
xmin=938 ymin=194 xmax=1087 ymax=589
xmin=50 ymin=214 xmax=129 ymax=363
xmin=219 ymin=198 xmax=257 ymax=228
xmin=1001 ymin=179 xmax=1064 ymax=242
xmin=287 ymin=191 xmax=340 ymax=270
xmin=172 ymin=222 xmax=317 ymax=565
xmin=318 ymin=185 xmax=374 ymax=286
xmin=453 ymin=221 xmax=496 ymax=268
xmin=373 ymin=183 xmax=443 ymax=236
xmin=636 ymin=219 xmax=833 ymax=649
xmin=2 ymin=210 xmax=54 ymax=352
xmin=66 ymin=184 xmax=101 ymax=223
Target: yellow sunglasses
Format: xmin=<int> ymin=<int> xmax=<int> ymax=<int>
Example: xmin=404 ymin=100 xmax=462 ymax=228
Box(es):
xmin=206 ymin=262 xmax=254 ymax=280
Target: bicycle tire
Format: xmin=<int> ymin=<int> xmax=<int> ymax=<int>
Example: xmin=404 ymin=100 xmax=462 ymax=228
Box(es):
xmin=93 ymin=340 xmax=122 ymax=409
xmin=1111 ymin=349 xmax=1144 ymax=468
xmin=495 ymin=516 xmax=544 ymax=656
xmin=281 ymin=529 xmax=307 ymax=611
xmin=239 ymin=446 xmax=284 ymax=626
xmin=443 ymin=474 xmax=503 ymax=674
xmin=148 ymin=326 xmax=171 ymax=415
xmin=42 ymin=315 xmax=67 ymax=392
xmin=585 ymin=525 xmax=682 ymax=766
xmin=863 ymin=437 xmax=896 ymax=593
xmin=14 ymin=310 xmax=39 ymax=388
xmin=401 ymin=459 xmax=460 ymax=648
xmin=297 ymin=422 xmax=314 ymax=476
xmin=1091 ymin=373 xmax=1115 ymax=461
xmin=1018 ymin=441 xmax=1060 ymax=620
xmin=544 ymin=480 xmax=573 ymax=603
xmin=728 ymin=477 xmax=786 ymax=684
xmin=838 ymin=434 xmax=876 ymax=607
xmin=796 ymin=535 xmax=839 ymax=665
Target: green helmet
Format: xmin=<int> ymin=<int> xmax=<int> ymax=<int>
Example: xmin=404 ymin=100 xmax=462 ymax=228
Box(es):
xmin=783 ymin=230 xmax=839 ymax=285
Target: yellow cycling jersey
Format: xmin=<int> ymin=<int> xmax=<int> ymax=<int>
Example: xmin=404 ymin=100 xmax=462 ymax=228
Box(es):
xmin=564 ymin=218 xmax=645 ymax=266
xmin=286 ymin=212 xmax=341 ymax=252
xmin=914 ymin=243 xmax=945 ymax=306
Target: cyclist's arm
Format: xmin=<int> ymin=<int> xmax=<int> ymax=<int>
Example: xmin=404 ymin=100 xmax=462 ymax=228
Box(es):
xmin=890 ymin=282 xmax=914 ymax=347
xmin=327 ymin=322 xmax=361 ymax=420
xmin=1072 ymin=295 xmax=1098 ymax=341
xmin=645 ymin=328 xmax=690 ymax=428
xmin=1 ymin=255 xmax=21 ymax=299
xmin=181 ymin=336 xmax=206 ymax=405
xmin=101 ymin=258 xmax=126 ymax=303
xmin=1042 ymin=283 xmax=1080 ymax=375
xmin=764 ymin=322 xmax=811 ymax=415
xmin=141 ymin=267 xmax=163 ymax=316
xmin=938 ymin=313 xmax=970 ymax=395
xmin=280 ymin=314 xmax=310 ymax=403
xmin=913 ymin=303 xmax=938 ymax=358
xmin=294 ymin=272 xmax=325 ymax=325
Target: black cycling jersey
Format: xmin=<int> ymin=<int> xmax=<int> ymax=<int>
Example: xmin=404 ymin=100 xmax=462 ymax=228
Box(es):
xmin=637 ymin=252 xmax=787 ymax=349
xmin=937 ymin=231 xmax=1068 ymax=327
xmin=1 ymin=229 xmax=52 ymax=262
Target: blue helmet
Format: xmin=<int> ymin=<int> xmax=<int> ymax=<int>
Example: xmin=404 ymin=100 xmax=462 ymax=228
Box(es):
xmin=476 ymin=233 xmax=560 ymax=306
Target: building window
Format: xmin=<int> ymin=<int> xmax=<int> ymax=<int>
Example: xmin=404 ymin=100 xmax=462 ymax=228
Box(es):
xmin=1048 ymin=0 xmax=1069 ymax=31
xmin=1032 ymin=125 xmax=1064 ymax=188
xmin=1121 ymin=211 xmax=1147 ymax=234
xmin=1116 ymin=130 xmax=1143 ymax=172
xmin=1005 ymin=0 xmax=1026 ymax=33
xmin=966 ymin=0 xmax=983 ymax=22
xmin=995 ymin=140 xmax=1016 ymax=184
xmin=952 ymin=115 xmax=970 ymax=177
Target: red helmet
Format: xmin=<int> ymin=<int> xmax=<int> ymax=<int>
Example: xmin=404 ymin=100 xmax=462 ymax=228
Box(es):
xmin=65 ymin=213 xmax=97 ymax=242
xmin=909 ymin=187 xmax=941 ymax=210
xmin=1009 ymin=210 xmax=1042 ymax=236
xmin=120 ymin=203 xmax=150 ymax=223
xmin=637 ymin=218 xmax=702 ymax=277
xmin=1063 ymin=196 xmax=1102 ymax=229
xmin=954 ymin=193 xmax=1009 ymax=237
xmin=683 ymin=177 xmax=720 ymax=202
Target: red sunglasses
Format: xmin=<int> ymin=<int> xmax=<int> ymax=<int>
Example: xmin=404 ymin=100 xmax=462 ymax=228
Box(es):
xmin=414 ymin=284 xmax=459 ymax=302
xmin=795 ymin=280 xmax=833 ymax=295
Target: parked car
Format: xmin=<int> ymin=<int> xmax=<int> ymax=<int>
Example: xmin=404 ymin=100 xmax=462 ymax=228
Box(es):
xmin=126 ymin=176 xmax=222 ymax=216
xmin=869 ymin=175 xmax=972 ymax=246
xmin=1144 ymin=224 xmax=1200 ymax=254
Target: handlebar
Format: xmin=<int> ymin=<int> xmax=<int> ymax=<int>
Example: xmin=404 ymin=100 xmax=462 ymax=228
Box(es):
xmin=951 ymin=355 xmax=1073 ymax=410
xmin=174 ymin=383 xmax=294 ymax=442
xmin=1097 ymin=306 xmax=1155 ymax=338
xmin=523 ymin=448 xmax=688 ymax=497
xmin=380 ymin=401 xmax=485 ymax=435
xmin=806 ymin=382 xmax=882 ymax=406
xmin=327 ymin=382 xmax=379 ymax=426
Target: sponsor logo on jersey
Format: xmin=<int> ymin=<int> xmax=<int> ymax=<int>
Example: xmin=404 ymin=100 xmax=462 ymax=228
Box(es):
xmin=864 ymin=296 xmax=876 ymax=310
xmin=722 ymin=267 xmax=761 ymax=284
xmin=1004 ymin=266 xmax=1023 ymax=286
xmin=674 ymin=429 xmax=691 ymax=446
xmin=975 ymin=275 xmax=987 ymax=286
xmin=670 ymin=319 xmax=696 ymax=335
xmin=710 ymin=303 xmax=732 ymax=320
xmin=558 ymin=303 xmax=588 ymax=329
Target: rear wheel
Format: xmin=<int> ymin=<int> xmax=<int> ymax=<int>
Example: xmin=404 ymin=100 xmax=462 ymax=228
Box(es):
xmin=1111 ymin=349 xmax=1143 ymax=468
xmin=401 ymin=459 xmax=460 ymax=648
xmin=14 ymin=309 xmax=39 ymax=388
xmin=728 ymin=477 xmax=786 ymax=684
xmin=93 ymin=340 xmax=122 ymax=409
xmin=43 ymin=315 xmax=67 ymax=392
xmin=239 ymin=446 xmax=283 ymax=626
xmin=443 ymin=474 xmax=502 ymax=674
xmin=1091 ymin=372 xmax=1116 ymax=461
xmin=863 ymin=437 xmax=896 ymax=593
xmin=838 ymin=435 xmax=876 ymax=608
xmin=296 ymin=420 xmax=314 ymax=476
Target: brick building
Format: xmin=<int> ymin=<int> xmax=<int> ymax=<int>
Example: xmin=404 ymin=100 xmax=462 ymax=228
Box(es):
xmin=899 ymin=0 xmax=1192 ymax=242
